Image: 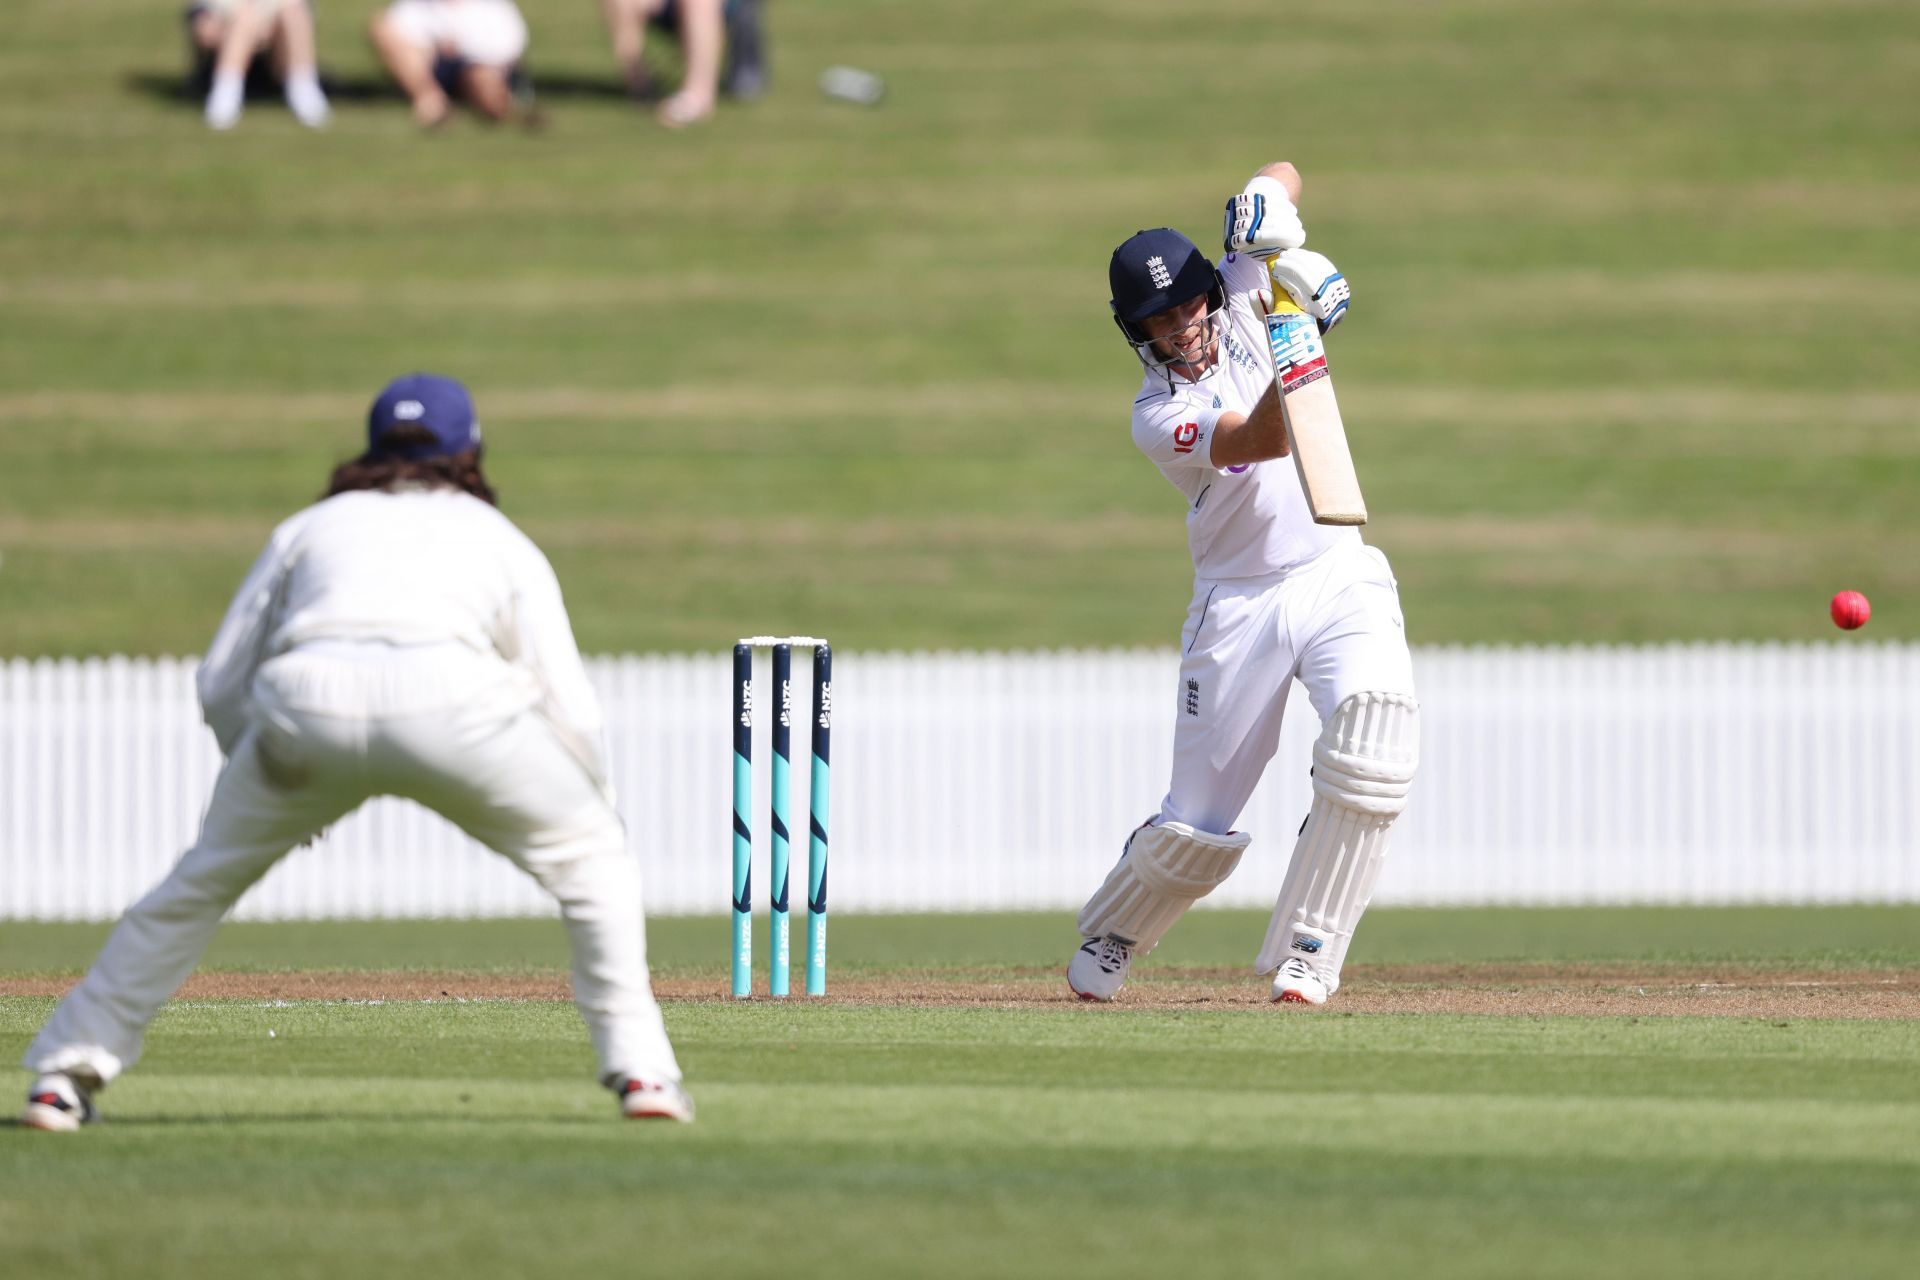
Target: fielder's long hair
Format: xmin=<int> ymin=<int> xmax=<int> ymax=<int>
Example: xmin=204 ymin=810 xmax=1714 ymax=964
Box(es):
xmin=323 ymin=425 xmax=498 ymax=506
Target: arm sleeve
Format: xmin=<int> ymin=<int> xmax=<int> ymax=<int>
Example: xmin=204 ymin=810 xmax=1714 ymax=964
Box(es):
xmin=503 ymin=537 xmax=611 ymax=786
xmin=195 ymin=523 xmax=297 ymax=755
xmin=1131 ymin=392 xmax=1228 ymax=473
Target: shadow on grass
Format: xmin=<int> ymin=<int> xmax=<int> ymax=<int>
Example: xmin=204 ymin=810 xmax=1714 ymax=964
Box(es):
xmin=123 ymin=68 xmax=637 ymax=108
xmin=11 ymin=1111 xmax=618 ymax=1130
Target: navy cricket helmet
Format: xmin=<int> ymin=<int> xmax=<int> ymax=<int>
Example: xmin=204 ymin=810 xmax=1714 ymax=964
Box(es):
xmin=1108 ymin=228 xmax=1227 ymax=380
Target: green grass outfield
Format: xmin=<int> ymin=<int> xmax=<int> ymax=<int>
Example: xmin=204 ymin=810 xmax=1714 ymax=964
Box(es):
xmin=4 ymin=1 xmax=1917 ymax=655
xmin=3 ymin=909 xmax=1918 ymax=1278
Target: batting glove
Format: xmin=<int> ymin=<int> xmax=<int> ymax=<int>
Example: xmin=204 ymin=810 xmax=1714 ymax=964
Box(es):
xmin=1267 ymin=248 xmax=1350 ymax=334
xmin=1223 ymin=175 xmax=1307 ymax=259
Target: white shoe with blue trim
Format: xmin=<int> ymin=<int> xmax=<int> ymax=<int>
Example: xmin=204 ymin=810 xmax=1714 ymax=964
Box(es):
xmin=1068 ymin=935 xmax=1133 ymax=1002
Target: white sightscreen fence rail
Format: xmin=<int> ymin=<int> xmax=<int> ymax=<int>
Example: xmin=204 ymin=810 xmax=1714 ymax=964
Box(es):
xmin=1 ymin=645 xmax=1915 ymax=921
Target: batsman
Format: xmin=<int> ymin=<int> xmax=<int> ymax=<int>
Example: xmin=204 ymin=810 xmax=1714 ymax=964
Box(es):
xmin=1067 ymin=163 xmax=1420 ymax=1005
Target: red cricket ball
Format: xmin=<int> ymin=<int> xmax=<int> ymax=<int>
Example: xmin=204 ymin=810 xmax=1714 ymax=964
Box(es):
xmin=1830 ymin=590 xmax=1871 ymax=631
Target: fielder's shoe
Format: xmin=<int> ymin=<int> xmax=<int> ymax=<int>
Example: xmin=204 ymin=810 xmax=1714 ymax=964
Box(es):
xmin=613 ymin=1076 xmax=695 ymax=1123
xmin=1270 ymin=956 xmax=1332 ymax=1006
xmin=20 ymin=1072 xmax=99 ymax=1132
xmin=1068 ymin=935 xmax=1133 ymax=1002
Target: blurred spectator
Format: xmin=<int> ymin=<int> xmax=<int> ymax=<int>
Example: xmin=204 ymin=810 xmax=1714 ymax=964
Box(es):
xmin=370 ymin=0 xmax=533 ymax=128
xmin=602 ymin=0 xmax=768 ymax=127
xmin=718 ymin=0 xmax=768 ymax=101
xmin=187 ymin=0 xmax=331 ymax=131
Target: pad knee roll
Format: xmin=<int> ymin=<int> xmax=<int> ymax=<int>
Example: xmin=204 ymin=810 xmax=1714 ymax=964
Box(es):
xmin=1076 ymin=821 xmax=1250 ymax=954
xmin=1311 ymin=691 xmax=1419 ymax=816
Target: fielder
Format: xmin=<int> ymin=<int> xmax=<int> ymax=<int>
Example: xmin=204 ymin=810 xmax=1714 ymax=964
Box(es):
xmin=1067 ymin=163 xmax=1419 ymax=1005
xmin=21 ymin=373 xmax=690 ymax=1129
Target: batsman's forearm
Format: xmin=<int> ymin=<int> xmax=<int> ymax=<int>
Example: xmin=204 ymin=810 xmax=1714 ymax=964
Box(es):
xmin=1252 ymin=162 xmax=1303 ymax=206
xmin=1246 ymin=381 xmax=1291 ymax=457
xmin=1208 ymin=383 xmax=1290 ymax=468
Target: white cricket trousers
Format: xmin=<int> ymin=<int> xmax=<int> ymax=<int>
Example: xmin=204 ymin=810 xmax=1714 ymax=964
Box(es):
xmin=25 ymin=645 xmax=681 ymax=1089
xmin=1163 ymin=540 xmax=1416 ymax=832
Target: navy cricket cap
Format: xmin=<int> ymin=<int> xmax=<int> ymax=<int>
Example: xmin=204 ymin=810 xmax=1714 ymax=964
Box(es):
xmin=1109 ymin=228 xmax=1219 ymax=326
xmin=367 ymin=373 xmax=480 ymax=460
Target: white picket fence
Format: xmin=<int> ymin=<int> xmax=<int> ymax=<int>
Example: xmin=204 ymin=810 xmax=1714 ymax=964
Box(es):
xmin=2 ymin=645 xmax=1915 ymax=921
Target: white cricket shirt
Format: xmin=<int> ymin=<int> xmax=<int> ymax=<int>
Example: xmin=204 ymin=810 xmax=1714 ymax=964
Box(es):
xmin=1130 ymin=251 xmax=1358 ymax=579
xmin=195 ymin=488 xmax=605 ymax=766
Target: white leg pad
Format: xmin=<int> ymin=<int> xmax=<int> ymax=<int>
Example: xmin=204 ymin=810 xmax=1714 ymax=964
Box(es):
xmin=1256 ymin=692 xmax=1419 ymax=978
xmin=1076 ymin=821 xmax=1251 ymax=954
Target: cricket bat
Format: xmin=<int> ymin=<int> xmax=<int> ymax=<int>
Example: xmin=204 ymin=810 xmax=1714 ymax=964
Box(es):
xmin=1264 ymin=264 xmax=1368 ymax=525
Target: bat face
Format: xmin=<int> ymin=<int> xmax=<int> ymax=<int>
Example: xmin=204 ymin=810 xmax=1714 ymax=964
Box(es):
xmin=1265 ymin=286 xmax=1368 ymax=526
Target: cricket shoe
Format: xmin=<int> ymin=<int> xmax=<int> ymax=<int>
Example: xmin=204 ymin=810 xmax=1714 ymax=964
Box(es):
xmin=20 ymin=1072 xmax=99 ymax=1132
xmin=1068 ymin=935 xmax=1132 ymax=1002
xmin=613 ymin=1076 xmax=695 ymax=1123
xmin=1270 ymin=956 xmax=1333 ymax=1006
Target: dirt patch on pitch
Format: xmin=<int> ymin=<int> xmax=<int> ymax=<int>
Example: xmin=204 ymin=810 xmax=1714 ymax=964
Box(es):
xmin=685 ymin=967 xmax=1920 ymax=1020
xmin=5 ymin=965 xmax=1917 ymax=1019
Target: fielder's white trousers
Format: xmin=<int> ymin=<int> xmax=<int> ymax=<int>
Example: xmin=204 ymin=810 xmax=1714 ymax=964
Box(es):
xmin=25 ymin=644 xmax=681 ymax=1089
xmin=1162 ymin=540 xmax=1415 ymax=832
